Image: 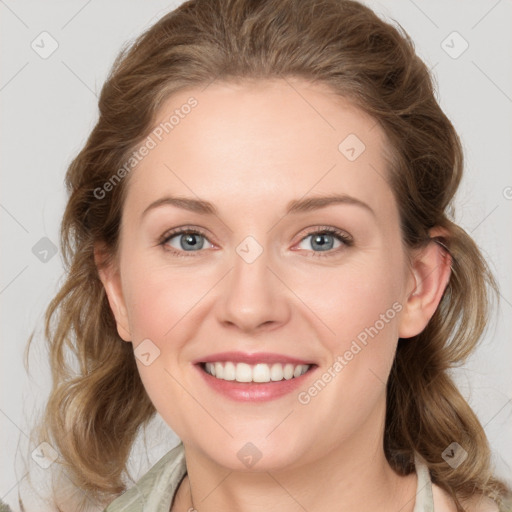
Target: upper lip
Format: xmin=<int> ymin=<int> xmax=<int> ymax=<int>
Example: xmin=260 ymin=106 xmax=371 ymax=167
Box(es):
xmin=193 ymin=351 xmax=315 ymax=365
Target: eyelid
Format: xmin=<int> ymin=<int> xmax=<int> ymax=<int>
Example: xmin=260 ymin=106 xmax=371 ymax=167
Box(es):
xmin=294 ymin=225 xmax=353 ymax=245
xmin=291 ymin=226 xmax=353 ymax=257
xmin=158 ymin=225 xmax=214 ymax=246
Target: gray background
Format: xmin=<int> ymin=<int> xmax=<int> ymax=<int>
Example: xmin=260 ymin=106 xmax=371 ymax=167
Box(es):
xmin=1 ymin=0 xmax=511 ymax=510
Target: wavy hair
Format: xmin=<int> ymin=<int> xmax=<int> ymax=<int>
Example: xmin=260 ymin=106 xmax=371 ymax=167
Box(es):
xmin=27 ymin=0 xmax=511 ymax=510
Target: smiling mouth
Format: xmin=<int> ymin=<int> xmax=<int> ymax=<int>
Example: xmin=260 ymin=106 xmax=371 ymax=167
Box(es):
xmin=198 ymin=361 xmax=317 ymax=383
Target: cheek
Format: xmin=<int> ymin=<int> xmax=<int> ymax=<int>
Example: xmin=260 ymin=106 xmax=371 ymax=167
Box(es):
xmin=292 ymin=257 xmax=404 ymax=437
xmin=297 ymin=251 xmax=405 ymax=401
xmin=121 ymin=256 xmax=216 ymax=343
xmin=297 ymin=253 xmax=404 ymax=345
xmin=119 ymin=258 xmax=210 ymax=433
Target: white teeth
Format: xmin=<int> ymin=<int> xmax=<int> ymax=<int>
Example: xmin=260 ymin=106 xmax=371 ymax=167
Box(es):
xmin=283 ymin=363 xmax=295 ymax=380
xmin=236 ymin=363 xmax=253 ymax=382
xmin=214 ymin=362 xmax=223 ymax=379
xmin=203 ymin=362 xmax=311 ymax=383
xmin=223 ymin=361 xmax=236 ymax=380
xmin=252 ymin=363 xmax=269 ymax=383
xmin=205 ymin=362 xmax=215 ymax=376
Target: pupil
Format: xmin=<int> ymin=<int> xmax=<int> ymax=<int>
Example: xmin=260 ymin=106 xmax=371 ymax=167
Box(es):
xmin=182 ymin=233 xmax=202 ymax=250
xmin=313 ymin=234 xmax=333 ymax=251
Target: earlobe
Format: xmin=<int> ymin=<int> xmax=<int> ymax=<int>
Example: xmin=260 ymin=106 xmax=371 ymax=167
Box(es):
xmin=398 ymin=228 xmax=452 ymax=339
xmin=94 ymin=243 xmax=132 ymax=342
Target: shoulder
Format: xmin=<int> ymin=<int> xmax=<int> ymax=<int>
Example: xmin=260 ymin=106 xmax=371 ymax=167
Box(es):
xmin=432 ymin=483 xmax=500 ymax=512
xmin=103 ymin=441 xmax=187 ymax=512
xmin=0 ymin=499 xmax=13 ymax=512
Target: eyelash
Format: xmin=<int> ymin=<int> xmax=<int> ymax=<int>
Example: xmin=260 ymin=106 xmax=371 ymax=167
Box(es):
xmin=158 ymin=226 xmax=353 ymax=258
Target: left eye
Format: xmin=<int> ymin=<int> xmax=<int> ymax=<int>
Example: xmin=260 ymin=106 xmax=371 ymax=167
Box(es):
xmin=297 ymin=231 xmax=346 ymax=252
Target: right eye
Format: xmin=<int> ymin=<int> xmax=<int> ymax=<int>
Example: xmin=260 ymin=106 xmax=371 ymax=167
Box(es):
xmin=160 ymin=228 xmax=215 ymax=256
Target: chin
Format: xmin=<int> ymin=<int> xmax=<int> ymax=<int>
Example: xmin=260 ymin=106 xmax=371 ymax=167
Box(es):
xmin=199 ymin=436 xmax=310 ymax=473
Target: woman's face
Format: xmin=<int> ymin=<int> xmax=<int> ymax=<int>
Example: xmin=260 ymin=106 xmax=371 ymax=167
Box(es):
xmin=101 ymin=79 xmax=428 ymax=471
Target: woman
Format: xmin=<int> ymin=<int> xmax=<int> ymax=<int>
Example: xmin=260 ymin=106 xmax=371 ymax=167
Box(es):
xmin=28 ymin=0 xmax=511 ymax=511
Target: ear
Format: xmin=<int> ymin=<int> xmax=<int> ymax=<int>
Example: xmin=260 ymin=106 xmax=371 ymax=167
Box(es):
xmin=94 ymin=242 xmax=131 ymax=342
xmin=398 ymin=227 xmax=452 ymax=339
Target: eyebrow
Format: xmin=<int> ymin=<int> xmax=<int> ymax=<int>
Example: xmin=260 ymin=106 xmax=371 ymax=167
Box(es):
xmin=286 ymin=194 xmax=375 ymax=216
xmin=141 ymin=193 xmax=375 ymax=218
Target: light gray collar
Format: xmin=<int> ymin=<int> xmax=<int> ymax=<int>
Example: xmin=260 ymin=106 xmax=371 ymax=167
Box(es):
xmin=413 ymin=452 xmax=434 ymax=512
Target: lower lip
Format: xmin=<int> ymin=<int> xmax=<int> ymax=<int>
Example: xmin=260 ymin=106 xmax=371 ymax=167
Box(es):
xmin=194 ymin=363 xmax=317 ymax=402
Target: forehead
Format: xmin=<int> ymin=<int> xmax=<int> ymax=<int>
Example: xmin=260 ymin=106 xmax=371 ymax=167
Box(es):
xmin=123 ymin=78 xmax=396 ymax=222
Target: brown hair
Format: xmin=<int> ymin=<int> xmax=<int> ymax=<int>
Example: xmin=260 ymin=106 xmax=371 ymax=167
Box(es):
xmin=27 ymin=0 xmax=511 ymax=510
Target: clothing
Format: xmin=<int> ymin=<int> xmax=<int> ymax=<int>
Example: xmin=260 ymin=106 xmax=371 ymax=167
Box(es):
xmin=0 ymin=500 xmax=13 ymax=512
xmin=103 ymin=442 xmax=434 ymax=511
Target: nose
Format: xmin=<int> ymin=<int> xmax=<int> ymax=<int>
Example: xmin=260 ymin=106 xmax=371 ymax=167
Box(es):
xmin=216 ymin=243 xmax=291 ymax=333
